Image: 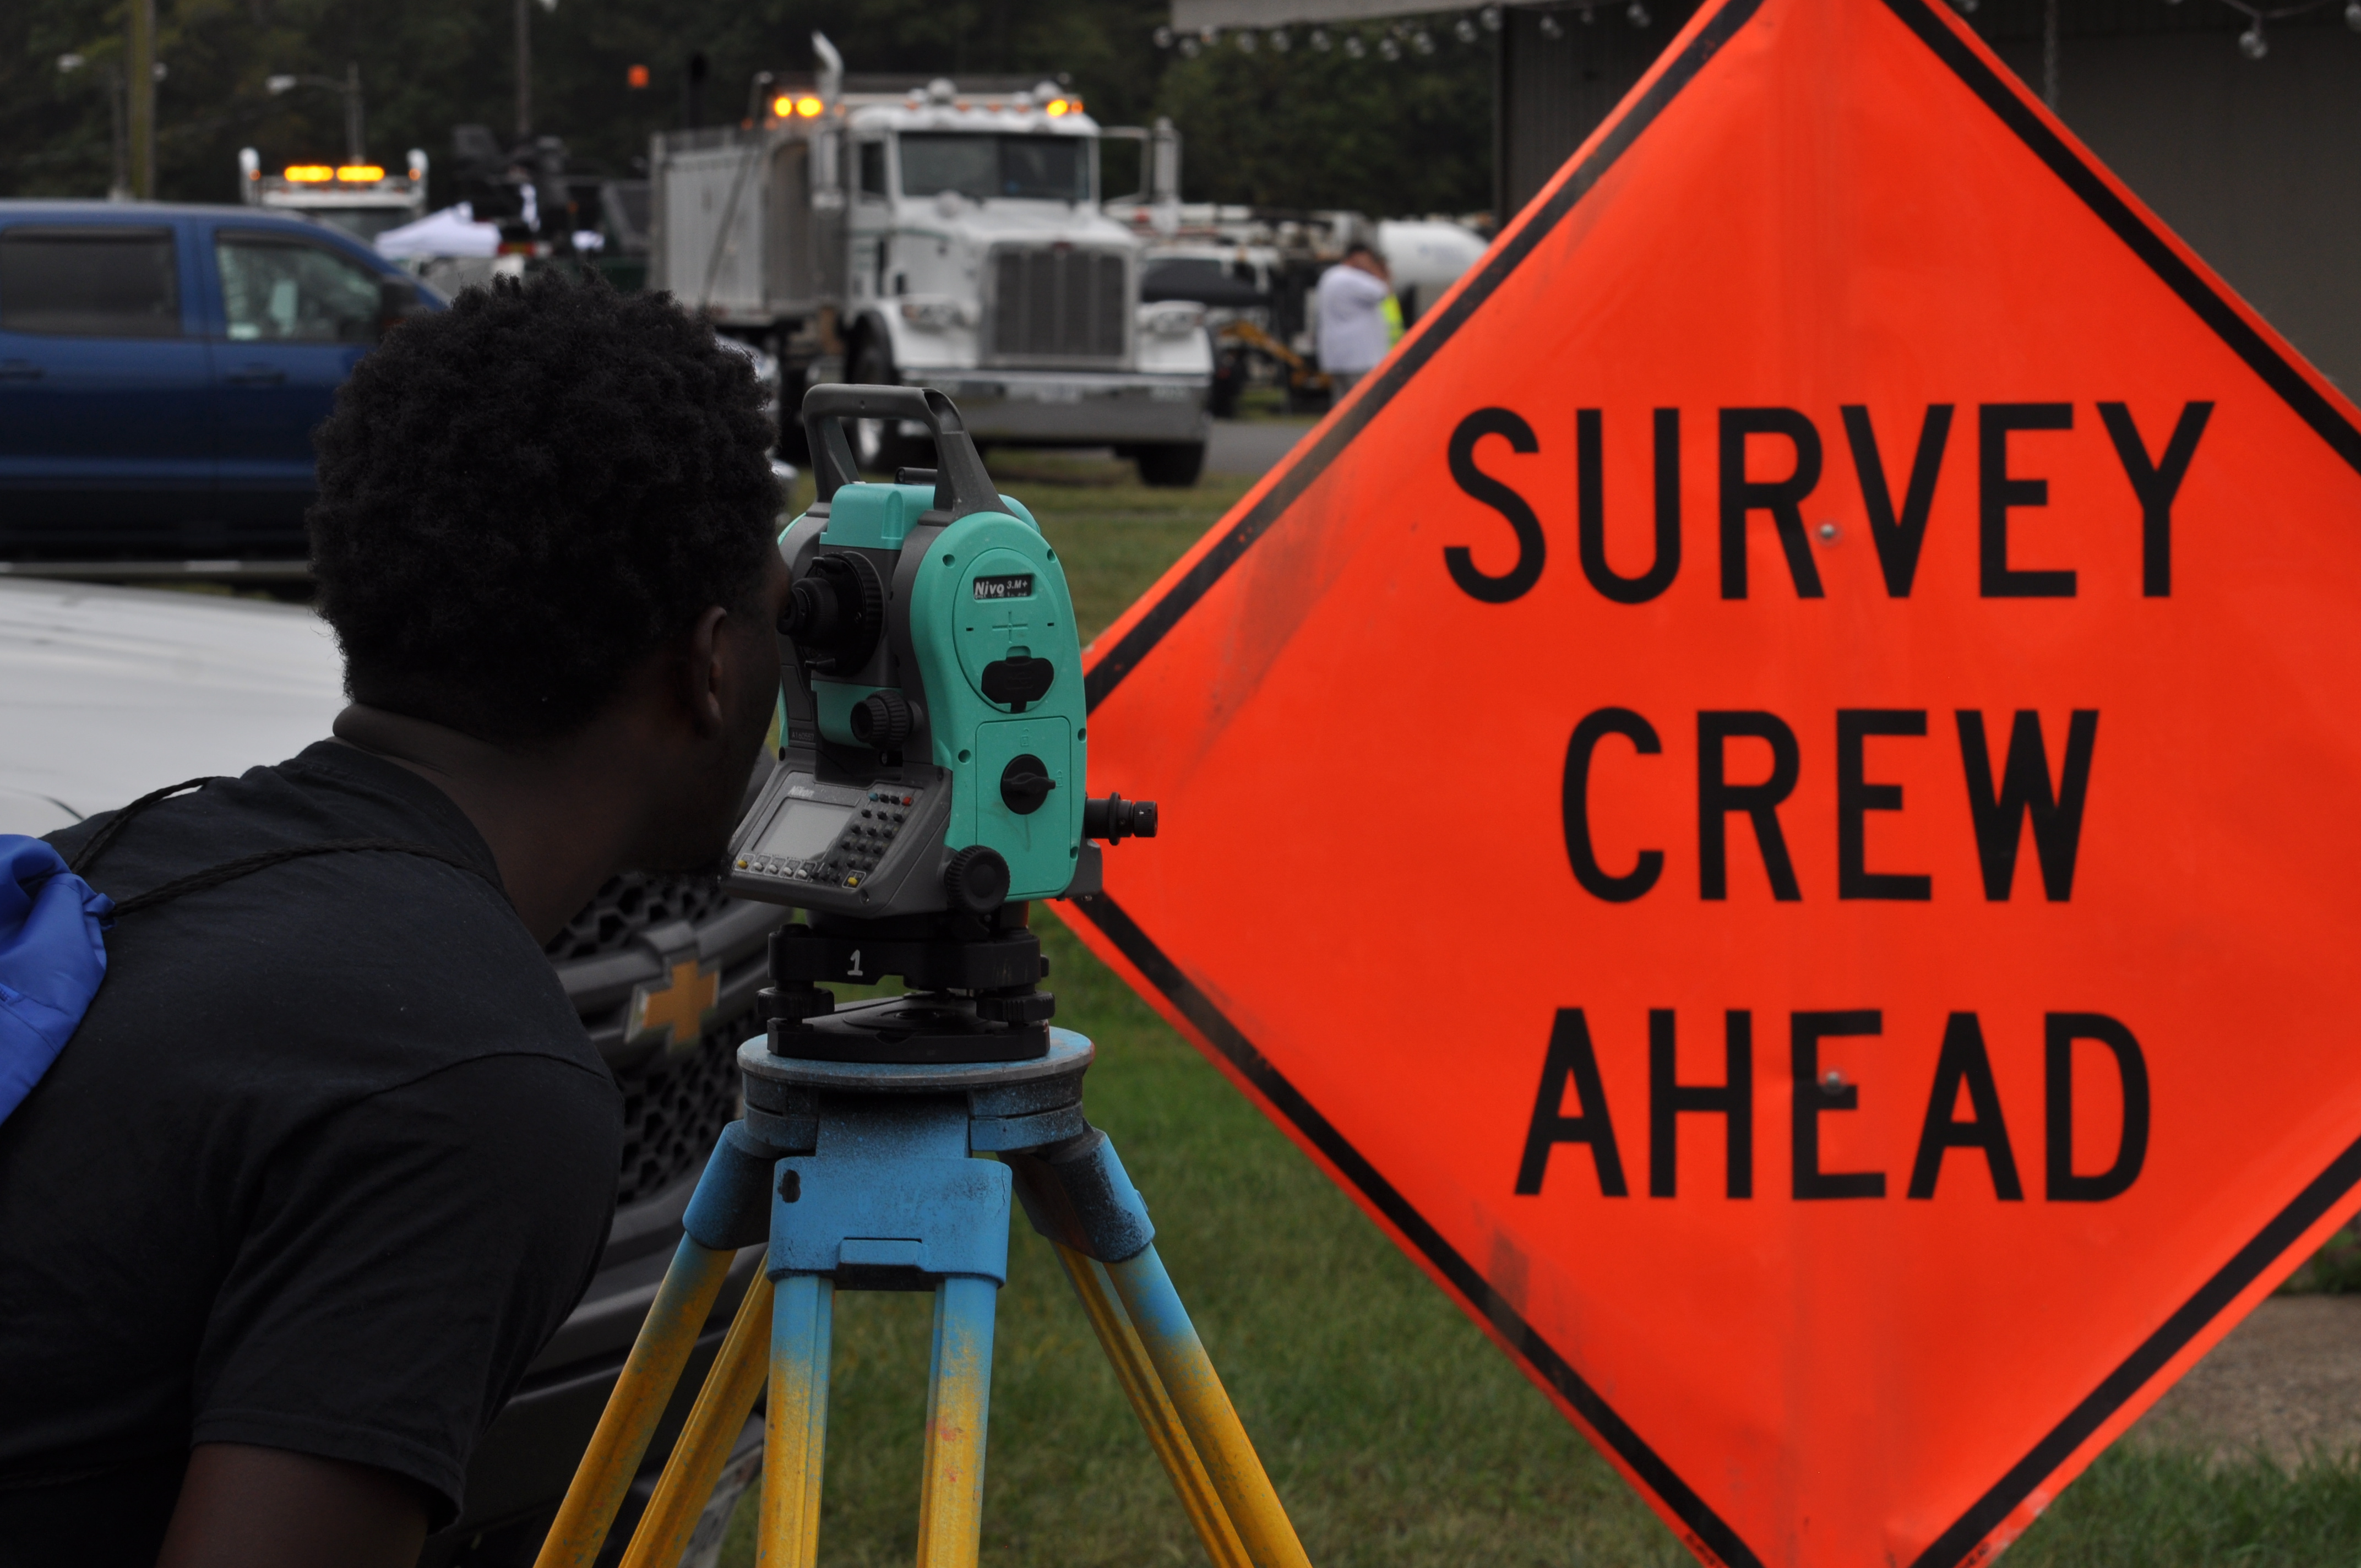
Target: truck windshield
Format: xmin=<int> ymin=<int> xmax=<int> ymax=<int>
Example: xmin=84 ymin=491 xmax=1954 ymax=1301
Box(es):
xmin=899 ymin=134 xmax=1089 ymax=204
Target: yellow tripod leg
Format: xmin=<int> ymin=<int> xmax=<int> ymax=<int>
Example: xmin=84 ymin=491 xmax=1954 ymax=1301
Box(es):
xmin=536 ymin=1238 xmax=738 ymax=1568
xmin=757 ymin=1273 xmax=834 ymax=1568
xmin=1106 ymin=1246 xmax=1313 ymax=1568
xmin=617 ymin=1272 xmax=776 ymax=1568
xmin=1052 ymin=1243 xmax=1252 ymax=1568
xmin=913 ymin=1275 xmax=999 ymax=1568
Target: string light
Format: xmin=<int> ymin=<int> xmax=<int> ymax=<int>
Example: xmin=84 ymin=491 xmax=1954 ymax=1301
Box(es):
xmin=1270 ymin=28 xmax=1291 ymax=51
xmin=1482 ymin=3 xmax=1505 ymax=28
xmin=1455 ymin=16 xmax=1479 ymax=41
xmin=1378 ymin=32 xmax=1402 ymax=58
xmin=1152 ymin=24 xmax=1173 ymax=47
xmin=2238 ymin=15 xmax=2268 ymax=52
xmin=1628 ymin=1 xmax=1652 ymax=25
xmin=1539 ymin=12 xmax=1565 ymax=37
xmin=1343 ymin=32 xmax=1366 ymax=57
xmin=1235 ymin=27 xmax=1256 ymax=51
xmin=1310 ymin=26 xmax=1331 ymax=50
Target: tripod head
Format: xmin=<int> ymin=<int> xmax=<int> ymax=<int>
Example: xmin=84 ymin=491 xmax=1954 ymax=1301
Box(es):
xmin=727 ymin=384 xmax=1156 ymax=1063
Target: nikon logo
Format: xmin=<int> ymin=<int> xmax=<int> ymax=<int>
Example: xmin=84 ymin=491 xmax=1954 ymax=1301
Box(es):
xmin=972 ymin=573 xmax=1036 ymax=601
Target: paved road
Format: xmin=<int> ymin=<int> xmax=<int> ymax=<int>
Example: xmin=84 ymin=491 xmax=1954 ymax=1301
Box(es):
xmin=1206 ymin=419 xmax=1317 ymax=478
xmin=2131 ymin=1294 xmax=2361 ymax=1462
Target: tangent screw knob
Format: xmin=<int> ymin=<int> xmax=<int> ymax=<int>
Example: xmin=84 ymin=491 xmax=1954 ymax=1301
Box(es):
xmin=942 ymin=846 xmax=1010 ymax=914
xmin=851 ymin=689 xmax=914 ymax=749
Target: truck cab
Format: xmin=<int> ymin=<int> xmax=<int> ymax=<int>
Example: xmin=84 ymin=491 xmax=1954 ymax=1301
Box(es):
xmin=236 ymin=148 xmax=430 ymax=249
xmin=0 ymin=202 xmax=434 ymax=570
xmin=652 ymin=62 xmax=1212 ymax=487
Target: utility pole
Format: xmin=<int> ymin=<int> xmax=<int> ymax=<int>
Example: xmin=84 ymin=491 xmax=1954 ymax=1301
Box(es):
xmin=344 ymin=61 xmax=365 ymax=162
xmin=515 ymin=0 xmax=531 ymax=139
xmin=127 ymin=0 xmax=156 ymax=198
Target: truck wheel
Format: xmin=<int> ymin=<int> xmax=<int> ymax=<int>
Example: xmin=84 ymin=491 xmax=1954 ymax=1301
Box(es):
xmin=850 ymin=338 xmax=923 ymax=474
xmin=1208 ymin=349 xmax=1245 ymax=419
xmin=1134 ymin=442 xmax=1206 ymax=488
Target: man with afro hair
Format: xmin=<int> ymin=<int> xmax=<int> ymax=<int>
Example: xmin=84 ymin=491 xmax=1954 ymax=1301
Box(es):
xmin=0 ymin=274 xmax=789 ymax=1567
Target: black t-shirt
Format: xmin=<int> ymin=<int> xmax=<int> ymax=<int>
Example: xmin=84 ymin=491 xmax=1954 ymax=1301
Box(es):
xmin=0 ymin=742 xmax=622 ymax=1564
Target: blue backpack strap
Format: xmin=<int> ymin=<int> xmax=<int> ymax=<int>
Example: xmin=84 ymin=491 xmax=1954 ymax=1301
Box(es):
xmin=0 ymin=776 xmax=499 ymax=1127
xmin=0 ymin=837 xmax=114 ymax=1124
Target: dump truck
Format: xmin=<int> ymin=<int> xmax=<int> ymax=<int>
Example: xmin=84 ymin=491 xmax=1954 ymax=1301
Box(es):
xmin=650 ymin=36 xmax=1211 ymax=486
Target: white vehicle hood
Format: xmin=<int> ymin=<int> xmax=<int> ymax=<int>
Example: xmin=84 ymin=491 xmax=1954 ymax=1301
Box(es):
xmin=919 ymin=199 xmax=1139 ymax=251
xmin=0 ymin=581 xmax=345 ymax=836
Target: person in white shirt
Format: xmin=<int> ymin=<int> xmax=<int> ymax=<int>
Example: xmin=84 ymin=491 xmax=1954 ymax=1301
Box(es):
xmin=1315 ymin=243 xmax=1394 ymax=397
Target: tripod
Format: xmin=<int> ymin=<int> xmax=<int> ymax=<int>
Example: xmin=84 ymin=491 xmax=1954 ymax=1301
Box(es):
xmin=532 ymin=1023 xmax=1312 ymax=1568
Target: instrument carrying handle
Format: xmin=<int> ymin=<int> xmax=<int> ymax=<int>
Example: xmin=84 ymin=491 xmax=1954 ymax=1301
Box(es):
xmin=800 ymin=384 xmax=1000 ymax=519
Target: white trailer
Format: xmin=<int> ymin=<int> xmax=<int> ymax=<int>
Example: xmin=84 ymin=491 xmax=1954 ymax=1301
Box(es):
xmin=650 ymin=36 xmax=1212 ymax=486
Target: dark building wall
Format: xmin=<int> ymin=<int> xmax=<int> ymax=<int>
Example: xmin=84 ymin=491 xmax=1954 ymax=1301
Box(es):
xmin=1494 ymin=2 xmax=2361 ymax=393
xmin=1990 ymin=24 xmax=2361 ymax=394
xmin=1496 ymin=2 xmax=1703 ymax=215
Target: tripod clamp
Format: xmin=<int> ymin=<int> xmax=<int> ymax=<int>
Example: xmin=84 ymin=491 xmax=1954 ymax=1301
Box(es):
xmin=680 ymin=1032 xmax=1152 ymax=1277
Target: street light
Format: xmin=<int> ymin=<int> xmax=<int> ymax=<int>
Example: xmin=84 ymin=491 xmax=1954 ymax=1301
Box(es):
xmin=266 ymin=62 xmax=365 ymax=164
xmin=57 ymin=51 xmax=133 ymax=200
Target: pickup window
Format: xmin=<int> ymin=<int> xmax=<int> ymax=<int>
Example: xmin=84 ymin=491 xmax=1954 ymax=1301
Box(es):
xmin=216 ymin=233 xmax=383 ymax=343
xmin=0 ymin=227 xmax=181 ymax=338
xmin=857 ymin=141 xmax=889 ymax=202
xmin=900 ymin=134 xmax=1089 ymax=204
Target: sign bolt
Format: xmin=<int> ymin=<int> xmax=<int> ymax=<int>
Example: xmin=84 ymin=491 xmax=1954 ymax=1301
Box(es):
xmin=1817 ymin=521 xmax=1841 ymax=543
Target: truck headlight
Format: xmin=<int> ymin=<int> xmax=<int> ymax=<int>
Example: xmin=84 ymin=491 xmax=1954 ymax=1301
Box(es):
xmin=900 ymin=298 xmax=971 ymax=331
xmin=1138 ymin=301 xmax=1207 ymax=338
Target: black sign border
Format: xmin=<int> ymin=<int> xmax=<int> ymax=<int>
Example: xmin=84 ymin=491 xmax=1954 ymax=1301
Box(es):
xmin=1072 ymin=1 xmax=2361 ymax=1562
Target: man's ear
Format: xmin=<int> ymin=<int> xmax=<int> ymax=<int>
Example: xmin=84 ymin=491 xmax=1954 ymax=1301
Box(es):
xmin=679 ymin=605 xmax=733 ymax=736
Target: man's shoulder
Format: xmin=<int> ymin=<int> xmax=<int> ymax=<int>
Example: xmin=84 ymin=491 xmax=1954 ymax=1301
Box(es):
xmin=55 ymin=742 xmax=599 ymax=1108
xmin=1319 ymin=264 xmax=1386 ymax=298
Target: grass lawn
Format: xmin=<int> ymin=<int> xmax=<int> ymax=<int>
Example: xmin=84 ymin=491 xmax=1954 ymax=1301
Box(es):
xmin=716 ymin=451 xmax=2361 ymax=1566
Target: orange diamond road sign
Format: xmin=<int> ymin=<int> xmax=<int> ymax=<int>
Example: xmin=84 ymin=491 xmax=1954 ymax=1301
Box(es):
xmin=1056 ymin=0 xmax=2361 ymax=1562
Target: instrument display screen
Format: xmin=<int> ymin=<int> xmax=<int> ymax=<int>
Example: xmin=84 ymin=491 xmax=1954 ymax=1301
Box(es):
xmin=757 ymin=799 xmax=853 ymax=861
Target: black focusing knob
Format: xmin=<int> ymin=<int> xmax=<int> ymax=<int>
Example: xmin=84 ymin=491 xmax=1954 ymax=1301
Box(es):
xmin=999 ymin=754 xmax=1056 ymax=815
xmin=850 ymin=689 xmax=914 ymax=749
xmin=943 ymin=846 xmax=1010 ymax=914
xmin=1083 ymin=793 xmax=1159 ymax=842
xmin=778 ymin=552 xmax=883 ymax=675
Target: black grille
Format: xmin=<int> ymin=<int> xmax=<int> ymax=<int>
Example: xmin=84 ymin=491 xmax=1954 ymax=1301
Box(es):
xmin=545 ymin=872 xmax=761 ymax=1208
xmin=543 ymin=872 xmax=733 ymax=963
xmin=613 ymin=1012 xmax=752 ymax=1207
xmin=988 ymin=246 xmax=1127 ymax=363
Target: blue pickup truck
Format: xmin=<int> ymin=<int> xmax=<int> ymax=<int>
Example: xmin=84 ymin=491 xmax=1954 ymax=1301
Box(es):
xmin=0 ymin=202 xmax=435 ymax=567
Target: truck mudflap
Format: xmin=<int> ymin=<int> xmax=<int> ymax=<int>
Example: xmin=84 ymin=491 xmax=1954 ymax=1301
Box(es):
xmin=875 ymin=371 xmax=1209 ymax=446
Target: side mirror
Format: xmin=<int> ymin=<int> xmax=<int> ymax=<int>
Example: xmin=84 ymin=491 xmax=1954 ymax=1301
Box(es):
xmin=377 ymin=276 xmax=428 ymax=338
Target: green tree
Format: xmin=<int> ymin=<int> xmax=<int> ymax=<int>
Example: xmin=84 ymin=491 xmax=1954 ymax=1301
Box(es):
xmin=1154 ymin=26 xmax=1493 ymax=215
xmin=1 ymin=0 xmax=1490 ymax=219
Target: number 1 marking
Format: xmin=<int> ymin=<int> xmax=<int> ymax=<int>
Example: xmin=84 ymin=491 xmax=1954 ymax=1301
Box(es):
xmin=848 ymin=950 xmax=863 ymax=978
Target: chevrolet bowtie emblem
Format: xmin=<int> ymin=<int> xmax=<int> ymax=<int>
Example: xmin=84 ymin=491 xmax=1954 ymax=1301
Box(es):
xmin=627 ymin=954 xmax=721 ymax=1054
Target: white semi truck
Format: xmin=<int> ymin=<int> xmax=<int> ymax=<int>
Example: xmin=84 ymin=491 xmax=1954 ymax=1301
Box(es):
xmin=650 ymin=37 xmax=1211 ymax=486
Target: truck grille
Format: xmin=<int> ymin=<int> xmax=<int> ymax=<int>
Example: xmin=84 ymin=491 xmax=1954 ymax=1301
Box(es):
xmin=988 ymin=246 xmax=1128 ymax=365
xmin=543 ymin=872 xmax=731 ymax=963
xmin=613 ymin=1016 xmax=750 ymax=1207
xmin=545 ymin=872 xmax=766 ymax=1208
